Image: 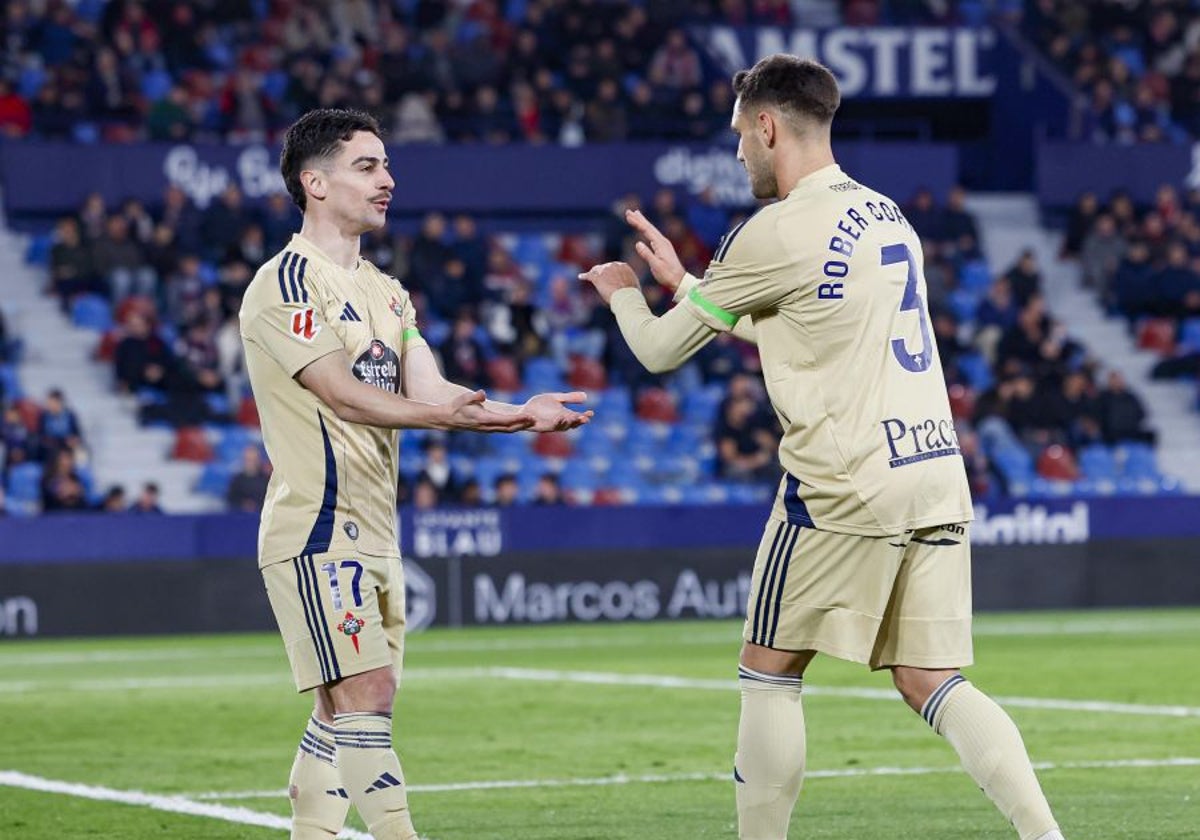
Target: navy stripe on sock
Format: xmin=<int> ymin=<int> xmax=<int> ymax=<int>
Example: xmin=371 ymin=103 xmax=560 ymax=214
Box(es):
xmin=921 ymin=674 xmax=967 ymax=727
xmin=737 ymin=665 xmax=802 ymax=688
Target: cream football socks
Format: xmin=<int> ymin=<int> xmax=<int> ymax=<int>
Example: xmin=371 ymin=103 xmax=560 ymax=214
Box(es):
xmin=923 ymin=675 xmax=1061 ymax=840
xmin=288 ymin=717 xmax=350 ymax=839
xmin=734 ymin=666 xmax=806 ymax=840
xmin=333 ymin=712 xmax=418 ymax=840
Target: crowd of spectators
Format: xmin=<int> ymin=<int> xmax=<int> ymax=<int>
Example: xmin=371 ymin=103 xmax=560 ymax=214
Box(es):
xmin=1023 ymin=0 xmax=1200 ymax=143
xmin=1061 ymin=181 xmax=1200 ymax=382
xmin=7 ymin=0 xmax=1178 ymax=151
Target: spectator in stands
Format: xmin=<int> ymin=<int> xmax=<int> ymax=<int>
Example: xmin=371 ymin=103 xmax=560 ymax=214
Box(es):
xmin=942 ymin=186 xmax=981 ymax=258
xmin=99 ymin=485 xmax=128 ymax=513
xmin=438 ymin=311 xmax=489 ymax=390
xmin=714 ymin=395 xmax=776 ymax=483
xmin=159 ymin=186 xmax=202 ymax=254
xmin=200 ymin=184 xmax=255 ymax=261
xmin=1080 ymin=213 xmax=1127 ymax=292
xmin=40 ymin=449 xmax=88 ymax=513
xmin=226 ymin=445 xmax=270 ymax=513
xmin=129 ymin=481 xmax=164 ymax=514
xmin=1112 ymin=240 xmax=1156 ymax=320
xmin=533 ymin=473 xmax=563 ymax=505
xmin=648 ymin=29 xmax=702 ymax=91
xmin=494 ymin=473 xmax=520 ymax=506
xmin=1 ymin=405 xmax=38 ymax=474
xmin=91 ymin=215 xmax=155 ymax=302
xmin=1097 ymin=371 xmax=1156 ymax=445
xmin=458 ymin=478 xmax=482 ymax=507
xmin=1062 ymin=192 xmax=1100 ymax=259
xmin=1003 ymin=249 xmax=1043 ymax=307
xmin=417 ymin=438 xmax=459 ymax=503
xmin=114 ymin=311 xmax=173 ymax=394
xmin=0 ymin=79 xmax=32 ymax=137
xmin=904 ymin=188 xmax=942 ymax=241
xmin=1151 ymin=241 xmax=1200 ymax=316
xmin=38 ymin=389 xmax=83 ymax=455
xmin=49 ymin=218 xmax=99 ymax=309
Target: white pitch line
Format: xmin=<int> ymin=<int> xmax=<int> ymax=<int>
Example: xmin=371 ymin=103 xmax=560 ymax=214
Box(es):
xmin=464 ymin=667 xmax=1200 ymax=719
xmin=186 ymin=756 xmax=1200 ymax=801
xmin=0 ymin=770 xmax=371 ymax=839
xmin=3 ymin=665 xmax=1198 ymax=719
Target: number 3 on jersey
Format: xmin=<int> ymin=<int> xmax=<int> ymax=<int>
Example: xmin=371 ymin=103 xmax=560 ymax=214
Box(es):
xmin=881 ymin=243 xmax=933 ymax=373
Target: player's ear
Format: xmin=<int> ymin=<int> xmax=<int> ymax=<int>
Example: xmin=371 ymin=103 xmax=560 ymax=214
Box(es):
xmin=300 ymin=168 xmax=327 ymax=203
xmin=758 ymin=110 xmax=776 ymax=149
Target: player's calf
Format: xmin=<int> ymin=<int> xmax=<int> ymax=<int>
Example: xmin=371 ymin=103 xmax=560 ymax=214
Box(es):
xmin=289 ymin=715 xmax=350 ymax=839
xmin=734 ymin=665 xmax=806 ymax=840
xmin=898 ymin=669 xmax=1063 ymax=840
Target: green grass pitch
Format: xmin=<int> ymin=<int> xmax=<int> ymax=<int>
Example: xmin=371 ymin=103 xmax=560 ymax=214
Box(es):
xmin=1 ymin=608 xmax=1198 ymax=838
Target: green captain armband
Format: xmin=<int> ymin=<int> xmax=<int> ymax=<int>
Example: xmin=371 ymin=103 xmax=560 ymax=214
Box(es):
xmin=687 ymin=287 xmax=739 ymax=328
xmin=402 ymin=328 xmax=422 ymax=342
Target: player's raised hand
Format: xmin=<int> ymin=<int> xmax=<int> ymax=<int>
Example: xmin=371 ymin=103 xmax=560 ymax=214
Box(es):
xmin=626 ymin=208 xmax=686 ymax=293
xmin=523 ymin=391 xmax=594 ymax=433
xmin=579 ymin=261 xmax=639 ymax=305
xmin=443 ymin=389 xmax=535 ymax=433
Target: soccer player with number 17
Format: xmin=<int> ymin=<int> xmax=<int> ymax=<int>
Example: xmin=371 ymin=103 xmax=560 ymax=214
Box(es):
xmin=581 ymin=55 xmax=1065 ymax=840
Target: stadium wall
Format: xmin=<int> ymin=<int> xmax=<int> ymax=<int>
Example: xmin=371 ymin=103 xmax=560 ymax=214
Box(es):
xmin=1 ymin=499 xmax=1197 ymax=638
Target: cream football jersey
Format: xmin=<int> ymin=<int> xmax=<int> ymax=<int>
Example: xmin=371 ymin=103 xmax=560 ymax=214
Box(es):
xmin=240 ymin=234 xmax=426 ymax=568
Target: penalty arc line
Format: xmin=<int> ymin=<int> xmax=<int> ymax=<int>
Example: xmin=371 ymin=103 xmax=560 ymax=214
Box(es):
xmin=182 ymin=756 xmax=1200 ymax=800
xmin=0 ymin=770 xmax=372 ymax=839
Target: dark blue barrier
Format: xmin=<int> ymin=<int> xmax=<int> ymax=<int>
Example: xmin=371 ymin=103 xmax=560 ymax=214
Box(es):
xmin=1 ymin=497 xmax=1198 ymax=565
xmin=0 ymin=140 xmax=957 ymax=218
xmin=1037 ymin=141 xmax=1195 ymax=207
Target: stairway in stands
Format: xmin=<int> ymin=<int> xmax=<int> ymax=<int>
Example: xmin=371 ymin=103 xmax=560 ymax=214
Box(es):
xmin=969 ymin=194 xmax=1200 ymax=491
xmin=0 ymin=219 xmax=217 ymax=513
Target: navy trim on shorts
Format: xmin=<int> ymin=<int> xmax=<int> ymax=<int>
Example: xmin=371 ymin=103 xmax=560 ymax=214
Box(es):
xmin=302 ymin=414 xmax=338 ymax=556
xmin=294 ymin=556 xmax=331 ymax=684
xmin=751 ymin=521 xmax=787 ymax=644
xmin=305 ymin=555 xmax=341 ymax=681
xmin=767 ymin=524 xmax=801 ymax=648
xmin=755 ymin=523 xmax=797 ymax=646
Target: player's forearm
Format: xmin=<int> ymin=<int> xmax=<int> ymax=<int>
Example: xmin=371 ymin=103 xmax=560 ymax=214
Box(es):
xmin=609 ymin=287 xmax=716 ymax=373
xmin=426 ymin=377 xmax=523 ymax=414
xmin=332 ymin=379 xmax=452 ymax=430
xmin=675 ymin=273 xmax=757 ymax=345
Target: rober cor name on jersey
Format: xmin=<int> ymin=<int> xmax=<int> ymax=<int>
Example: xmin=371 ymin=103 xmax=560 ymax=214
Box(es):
xmin=881 ymin=415 xmax=961 ymax=468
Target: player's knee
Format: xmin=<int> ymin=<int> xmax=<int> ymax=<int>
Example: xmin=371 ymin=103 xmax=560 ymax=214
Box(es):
xmin=891 ymin=666 xmax=958 ymax=713
xmin=739 ymin=641 xmax=815 ymax=676
xmin=330 ymin=666 xmax=397 ymax=714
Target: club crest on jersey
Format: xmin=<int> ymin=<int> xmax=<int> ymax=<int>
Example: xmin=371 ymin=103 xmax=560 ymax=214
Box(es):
xmin=290 ymin=307 xmax=321 ymax=342
xmin=338 ymin=611 xmax=365 ymax=653
xmin=388 ymin=297 xmax=404 ymax=318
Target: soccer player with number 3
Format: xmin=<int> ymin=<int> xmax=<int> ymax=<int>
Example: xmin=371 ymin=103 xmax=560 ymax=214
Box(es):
xmin=581 ymin=56 xmax=1065 ymax=840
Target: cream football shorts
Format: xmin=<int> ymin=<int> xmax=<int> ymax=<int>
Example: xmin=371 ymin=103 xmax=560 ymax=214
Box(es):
xmin=262 ymin=553 xmax=406 ymax=692
xmin=743 ymin=519 xmax=973 ymax=670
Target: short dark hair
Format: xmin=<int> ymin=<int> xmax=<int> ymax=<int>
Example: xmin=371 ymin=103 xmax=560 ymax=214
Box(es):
xmin=732 ymin=55 xmax=840 ymax=126
xmin=279 ymin=109 xmax=383 ymax=211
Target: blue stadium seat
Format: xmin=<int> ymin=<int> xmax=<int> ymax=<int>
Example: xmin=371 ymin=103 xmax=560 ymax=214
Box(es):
xmin=6 ymin=462 xmax=44 ymax=505
xmin=1118 ymin=444 xmax=1160 ymax=480
xmin=1078 ymin=445 xmax=1117 ymax=481
xmin=71 ymin=295 xmax=114 ymax=332
xmin=959 ymin=260 xmax=992 ymax=294
xmin=958 ymin=352 xmax=994 ymax=392
xmin=1177 ymin=318 xmax=1200 ymax=353
xmin=0 ymin=364 xmax=22 ymax=400
xmin=195 ymin=463 xmax=235 ymax=496
xmin=949 ymin=289 xmax=981 ymax=323
xmin=24 ymin=233 xmax=54 ymax=266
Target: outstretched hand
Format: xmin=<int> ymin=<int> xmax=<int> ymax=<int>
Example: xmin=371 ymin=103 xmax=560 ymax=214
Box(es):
xmin=444 ymin=390 xmax=535 ymax=433
xmin=579 ymin=261 xmax=639 ymax=305
xmin=524 ymin=391 xmax=594 ymax=432
xmin=626 ymin=208 xmax=686 ymax=294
